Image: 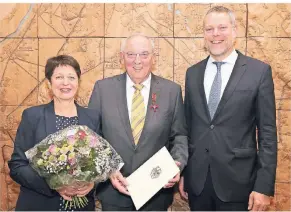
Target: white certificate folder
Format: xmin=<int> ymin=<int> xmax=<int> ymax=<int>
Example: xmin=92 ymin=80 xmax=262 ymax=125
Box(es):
xmin=126 ymin=146 xmax=180 ymax=210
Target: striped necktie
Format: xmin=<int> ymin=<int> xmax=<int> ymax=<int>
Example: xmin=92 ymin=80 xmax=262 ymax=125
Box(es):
xmin=131 ymin=84 xmax=145 ymax=145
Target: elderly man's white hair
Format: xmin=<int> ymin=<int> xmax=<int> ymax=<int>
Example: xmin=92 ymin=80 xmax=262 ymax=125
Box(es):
xmin=120 ymin=34 xmax=155 ymax=52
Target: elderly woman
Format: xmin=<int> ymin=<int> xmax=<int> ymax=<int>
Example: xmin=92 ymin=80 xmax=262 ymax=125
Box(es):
xmin=8 ymin=55 xmax=100 ymax=211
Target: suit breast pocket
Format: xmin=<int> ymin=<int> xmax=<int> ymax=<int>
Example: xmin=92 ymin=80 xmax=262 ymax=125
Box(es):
xmin=231 ymin=90 xmax=255 ymax=106
xmin=156 ymin=110 xmax=172 ymax=120
xmin=149 ymin=110 xmax=173 ymax=133
xmin=233 ymin=89 xmax=253 ymax=95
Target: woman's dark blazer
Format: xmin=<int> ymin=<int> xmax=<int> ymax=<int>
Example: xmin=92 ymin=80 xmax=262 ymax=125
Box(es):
xmin=8 ymin=101 xmax=100 ymax=211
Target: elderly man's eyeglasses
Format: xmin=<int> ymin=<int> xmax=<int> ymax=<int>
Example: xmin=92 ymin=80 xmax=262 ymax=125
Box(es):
xmin=125 ymin=52 xmax=151 ymax=59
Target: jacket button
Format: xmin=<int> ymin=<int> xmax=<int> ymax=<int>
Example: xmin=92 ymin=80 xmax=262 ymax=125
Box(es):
xmin=205 ymin=148 xmax=209 ymax=153
xmin=210 ymin=125 xmax=214 ymax=129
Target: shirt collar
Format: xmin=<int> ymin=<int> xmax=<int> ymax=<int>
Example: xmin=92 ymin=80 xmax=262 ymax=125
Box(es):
xmin=126 ymin=73 xmax=152 ymax=90
xmin=208 ymin=49 xmax=238 ymax=65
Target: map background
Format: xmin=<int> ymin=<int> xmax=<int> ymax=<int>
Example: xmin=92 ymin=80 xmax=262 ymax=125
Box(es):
xmin=0 ymin=3 xmax=290 ymax=211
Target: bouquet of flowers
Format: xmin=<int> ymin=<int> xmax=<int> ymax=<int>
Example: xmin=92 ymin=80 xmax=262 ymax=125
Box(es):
xmin=25 ymin=125 xmax=124 ymax=210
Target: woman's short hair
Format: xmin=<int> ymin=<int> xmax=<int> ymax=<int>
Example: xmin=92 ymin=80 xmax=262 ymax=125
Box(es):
xmin=45 ymin=55 xmax=81 ymax=82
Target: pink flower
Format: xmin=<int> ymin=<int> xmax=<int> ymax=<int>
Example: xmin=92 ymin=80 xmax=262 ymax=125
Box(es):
xmin=89 ymin=137 xmax=98 ymax=148
xmin=67 ymin=135 xmax=76 ymax=145
xmin=78 ymin=130 xmax=87 ymax=140
xmin=68 ymin=158 xmax=76 ymax=165
xmin=48 ymin=144 xmax=57 ymax=153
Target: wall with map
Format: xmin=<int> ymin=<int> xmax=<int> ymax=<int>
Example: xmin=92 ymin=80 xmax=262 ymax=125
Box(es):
xmin=0 ymin=3 xmax=290 ymax=211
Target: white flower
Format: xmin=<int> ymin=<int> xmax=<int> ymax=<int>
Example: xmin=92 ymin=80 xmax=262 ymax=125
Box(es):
xmin=78 ymin=147 xmax=91 ymax=155
xmin=67 ymin=129 xmax=77 ymax=137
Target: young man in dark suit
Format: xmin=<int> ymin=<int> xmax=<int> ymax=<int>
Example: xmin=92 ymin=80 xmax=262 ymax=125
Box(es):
xmin=179 ymin=6 xmax=277 ymax=211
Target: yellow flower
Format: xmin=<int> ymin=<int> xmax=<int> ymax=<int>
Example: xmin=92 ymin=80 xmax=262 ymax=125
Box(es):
xmin=59 ymin=154 xmax=67 ymax=162
xmin=49 ymin=155 xmax=55 ymax=162
xmin=68 ymin=145 xmax=74 ymax=152
xmin=60 ymin=147 xmax=69 ymax=154
xmin=68 ymin=152 xmax=75 ymax=160
xmin=37 ymin=159 xmax=44 ymax=166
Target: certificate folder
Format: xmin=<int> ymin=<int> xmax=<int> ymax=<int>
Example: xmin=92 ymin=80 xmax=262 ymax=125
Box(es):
xmin=126 ymin=146 xmax=180 ymax=210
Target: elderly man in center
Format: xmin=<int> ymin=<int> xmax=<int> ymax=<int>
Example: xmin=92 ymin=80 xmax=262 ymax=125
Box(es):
xmin=88 ymin=34 xmax=188 ymax=211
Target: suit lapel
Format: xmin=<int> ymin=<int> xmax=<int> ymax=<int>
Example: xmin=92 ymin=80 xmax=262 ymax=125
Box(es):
xmin=116 ymin=73 xmax=135 ymax=147
xmin=212 ymin=51 xmax=247 ymax=121
xmin=197 ymin=57 xmax=212 ymax=122
xmin=76 ymin=103 xmax=89 ymax=126
xmin=137 ymin=74 xmax=161 ymax=147
xmin=44 ymin=101 xmax=57 ymax=136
